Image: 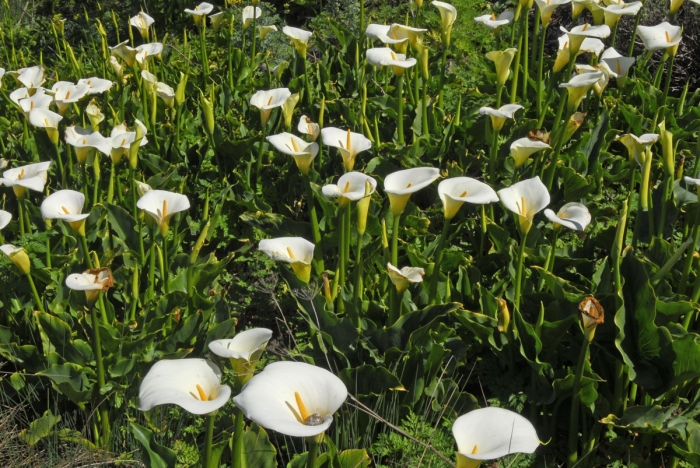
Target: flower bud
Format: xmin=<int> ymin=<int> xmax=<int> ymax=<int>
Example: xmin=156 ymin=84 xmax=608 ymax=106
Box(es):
xmin=579 ymin=296 xmax=604 ymax=342
xmin=1 ymin=245 xmax=31 ymax=275
xmin=175 ymin=72 xmax=188 ymax=108
xmin=200 ymin=90 xmax=215 ymax=136
xmin=496 ymin=298 xmax=510 ymax=333
xmin=356 ymin=180 xmax=373 ymax=236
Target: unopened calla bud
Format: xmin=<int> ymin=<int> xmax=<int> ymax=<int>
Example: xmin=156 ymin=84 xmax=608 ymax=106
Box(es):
xmin=420 ymin=47 xmax=429 ymax=80
xmin=129 ymin=121 xmax=146 ymax=170
xmin=176 ymin=72 xmax=188 ymax=107
xmin=1 ymin=245 xmax=31 ymax=275
xmin=356 ymin=179 xmax=373 ymax=236
xmin=200 ymin=90 xmax=215 ymax=136
xmin=579 ymin=296 xmax=604 ymax=342
xmin=659 ymin=120 xmax=674 ymax=177
xmin=496 ymin=298 xmax=510 ymax=333
xmin=562 ymin=112 xmax=586 ymax=145
xmin=282 ymin=93 xmax=300 ymax=131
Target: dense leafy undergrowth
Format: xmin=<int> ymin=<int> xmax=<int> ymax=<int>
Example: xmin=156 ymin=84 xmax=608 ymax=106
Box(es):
xmin=1 ymin=0 xmax=700 ymax=466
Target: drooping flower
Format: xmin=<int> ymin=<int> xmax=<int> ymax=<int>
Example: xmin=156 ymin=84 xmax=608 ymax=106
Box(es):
xmin=321 ymin=128 xmax=373 ymax=171
xmin=365 ymin=24 xmax=409 ymax=45
xmin=65 ymin=268 xmax=114 ymax=304
xmin=250 ymin=88 xmax=292 ymax=127
xmin=453 ymin=407 xmax=540 ymax=467
xmin=282 ymin=26 xmax=313 ymax=56
xmin=474 ymin=11 xmax=514 ymax=31
xmin=617 ymin=133 xmax=659 ymax=165
xmin=366 ymin=48 xmax=417 ymax=76
xmin=497 ymin=176 xmax=551 ymax=234
xmin=258 ymin=24 xmax=278 ymax=40
xmin=137 ymin=190 xmax=190 ymax=237
xmin=560 ymin=23 xmax=611 ymax=56
xmin=136 ymin=42 xmax=163 ymax=67
xmin=41 ymin=189 xmax=91 ymax=236
xmin=208 ymin=328 xmax=273 ymax=386
xmin=479 ymin=104 xmax=523 ymax=132
xmin=534 ymin=0 xmax=572 ymax=27
xmin=156 ymin=82 xmax=175 ymax=108
xmin=16 ymin=66 xmax=45 ymax=93
xmin=0 ymin=161 xmax=52 ymax=199
xmin=387 ymin=262 xmax=425 ymax=294
xmin=139 ymin=359 xmax=231 ymax=415
xmin=130 ymin=11 xmax=155 ymax=39
xmin=384 ymin=167 xmax=441 ymax=216
xmin=110 ymin=41 xmax=138 ymax=67
xmin=233 ymin=361 xmax=348 ymax=438
xmin=266 ymin=133 xmax=319 ymax=176
xmin=438 ymin=178 xmax=499 ymax=220
xmin=242 ymin=6 xmax=262 ymax=29
xmin=602 ymin=2 xmax=643 ymax=28
xmin=544 ymin=202 xmax=591 ymax=231
xmin=636 ymin=22 xmax=682 ymax=57
xmin=77 ymin=77 xmax=114 ymax=95
xmin=322 ymin=172 xmax=377 ymax=207
xmin=184 ymin=2 xmax=215 ymax=26
xmin=0 ymin=244 xmax=31 ymax=275
xmin=297 ymin=115 xmax=320 ymax=141
xmin=259 ymin=237 xmax=315 ymax=283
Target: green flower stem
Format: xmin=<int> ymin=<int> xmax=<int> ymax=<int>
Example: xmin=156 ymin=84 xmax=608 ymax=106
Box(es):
xmin=107 ymin=161 xmax=116 ymax=204
xmin=336 ymin=204 xmax=347 ymax=312
xmin=303 ymin=58 xmax=314 ymax=119
xmin=514 ymin=229 xmax=529 ymax=311
xmin=536 ymin=24 xmax=548 ymax=121
xmin=627 ymin=11 xmax=641 ymax=57
xmin=22 ymin=199 xmax=32 ymax=235
xmin=610 ymin=22 xmax=619 ymax=49
xmin=653 ymin=55 xmax=667 ymax=90
xmin=54 ymin=143 xmax=67 ymax=189
xmin=611 ymin=359 xmax=627 ymax=416
xmin=510 ymin=30 xmax=523 ymax=104
xmin=422 ymin=77 xmax=429 ymax=136
xmin=496 ymin=82 xmax=503 ymax=109
xmin=661 ymin=55 xmax=675 ymax=110
xmin=148 ymin=229 xmax=156 ymax=302
xmin=90 ymin=297 xmax=111 ymax=447
xmin=353 ymin=231 xmax=364 ymax=326
xmin=437 ymin=46 xmax=448 ymax=110
xmin=657 ymin=175 xmax=673 ymax=238
xmin=81 ymin=235 xmax=94 ymax=269
xmin=250 ymin=12 xmax=258 ymax=79
xmin=391 ymin=213 xmax=401 ymax=266
xmin=202 ymin=412 xmax=215 ymax=468
xmin=200 ymin=23 xmax=208 ymax=85
xmin=157 ymin=243 xmax=165 ymax=295
xmin=679 ymin=212 xmax=700 ymax=295
xmin=162 ymin=234 xmax=170 ymax=294
xmin=521 ymin=8 xmax=529 ymax=103
xmin=81 ymin=163 xmax=89 ymax=201
xmin=510 ymin=4 xmax=522 ymax=47
xmin=530 ymin=9 xmax=540 ymax=78
xmin=26 ymin=273 xmax=46 ymax=314
xmin=489 ymin=126 xmax=500 ymax=183
xmin=428 ymin=218 xmax=452 ymax=305
xmin=538 ymin=229 xmax=559 ymax=291
xmin=639 ymin=148 xmax=654 ymax=235
xmin=344 ymin=203 xmax=351 ymax=269
xmin=305 ymin=440 xmax=319 ymax=468
xmin=232 ymin=408 xmax=247 ymax=468
xmin=17 ymin=197 xmax=26 ymax=236
xmin=130 ymin=265 xmax=139 ymax=322
xmin=254 ymin=125 xmax=267 ymax=191
xmin=567 ymin=337 xmax=591 ymax=467
xmin=413 ymin=62 xmax=420 ymax=110
xmin=479 ymin=204 xmax=488 ymax=257
xmin=396 ymin=73 xmax=405 ymax=144
xmin=305 ymin=176 xmax=325 ymax=274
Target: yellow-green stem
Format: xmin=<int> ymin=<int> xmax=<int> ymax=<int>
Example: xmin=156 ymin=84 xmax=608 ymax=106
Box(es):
xmin=306 ymin=177 xmax=325 ymax=274
xmin=90 ymin=298 xmax=111 ymax=447
xmin=27 ymin=273 xmax=46 ymax=314
xmin=428 ymin=218 xmax=452 ymax=304
xmin=397 ymin=74 xmax=405 ymax=144
xmin=568 ymin=338 xmax=591 ymax=467
xmin=514 ymin=229 xmax=528 ymax=311
xmin=202 ymin=412 xmax=215 ymax=468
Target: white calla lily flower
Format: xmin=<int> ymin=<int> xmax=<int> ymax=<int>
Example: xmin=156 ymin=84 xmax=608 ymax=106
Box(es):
xmin=602 ymin=2 xmax=643 ymax=28
xmin=0 ymin=159 xmax=7 ymax=170
xmin=559 ymin=71 xmax=606 ymax=113
xmin=41 ymin=189 xmax=90 ymax=235
xmin=209 ymin=328 xmax=273 ymax=385
xmin=366 ymin=48 xmax=417 ymax=76
xmin=0 ymin=161 xmax=52 ymax=199
xmin=10 ymin=87 xmax=32 ymax=105
xmin=52 ymin=81 xmax=91 ymax=114
xmin=77 ymin=77 xmax=113 ymax=94
xmin=438 ymin=178 xmax=499 ymax=220
xmin=136 ymin=42 xmax=163 ymax=66
xmin=534 ymin=0 xmax=572 ymax=27
xmin=110 ymin=40 xmax=138 ymax=67
xmin=0 ymin=210 xmax=11 ymax=230
xmin=573 ymin=0 xmax=605 ymax=23
xmin=384 ymin=167 xmax=441 ymax=215
xmin=0 ymin=244 xmax=31 ymax=275
xmin=297 ymin=115 xmax=320 ymax=141
xmin=560 ymin=23 xmax=611 ymax=56
xmin=601 ymin=47 xmax=635 ymax=87
xmin=497 ymin=176 xmax=551 ymax=234
xmin=156 ymin=82 xmax=175 ymax=108
xmin=282 ymin=26 xmax=313 ymax=56
xmin=553 ymin=34 xmax=605 ymax=73
xmin=209 ymin=12 xmax=225 ymax=32
xmin=65 ymin=126 xmax=112 ymax=164
xmin=28 ymin=108 xmax=63 ymax=144
xmin=365 ymin=24 xmax=409 ymax=45
xmin=0 ymin=68 xmax=5 ymax=89
xmin=137 ymin=190 xmax=190 ymax=237
xmin=617 ymin=133 xmax=659 ymax=165
xmin=109 ymin=56 xmax=125 ymax=82
xmin=486 ymin=48 xmax=518 ymax=88
xmin=258 ymin=24 xmax=278 ymax=40
xmin=636 ymin=22 xmax=682 ymax=56
xmin=321 ymin=127 xmax=373 ymax=171
xmin=259 ymin=237 xmax=315 ymax=283
xmin=479 ymin=104 xmax=523 ymax=132
xmin=17 ymin=89 xmax=53 ymax=119
xmin=135 ymin=180 xmax=153 ymax=197
xmin=242 ymin=6 xmax=262 ymax=29
xmin=233 ymin=361 xmax=348 ymax=438
xmin=322 ymin=172 xmax=377 ymax=207
xmin=389 ymin=24 xmax=427 ymax=53
xmin=86 ymin=101 xmax=105 ymax=130
xmin=266 ymin=133 xmax=319 ymax=175
xmin=453 ymin=407 xmax=540 ymax=466
xmin=544 ymin=202 xmax=591 ymax=231
xmin=432 ymin=1 xmax=457 ymax=45
xmin=250 ymin=88 xmax=292 ymax=127
xmin=510 ymin=137 xmax=551 ymax=168
xmin=185 ymin=2 xmax=215 ymax=26
xmin=139 ymin=359 xmax=231 ymax=415
xmin=130 ymin=12 xmax=155 ymax=39
xmin=66 ymin=268 xmax=113 ymax=304
xmin=17 ymin=66 xmax=45 ymax=92
xmin=575 ymin=64 xmax=612 ymax=96
xmin=671 ymin=0 xmax=686 ymax=14
xmin=474 ymin=11 xmax=514 ymax=30
xmin=387 ymin=262 xmax=425 ymax=294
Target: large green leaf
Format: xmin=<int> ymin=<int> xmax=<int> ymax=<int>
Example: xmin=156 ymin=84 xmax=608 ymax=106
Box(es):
xmin=38 ymin=363 xmax=94 ymax=407
xmin=243 ymin=423 xmax=277 ymax=468
xmin=339 ymin=364 xmax=405 ymax=396
xmin=131 ymin=422 xmax=178 ymax=468
xmin=19 ymin=410 xmax=61 ymax=446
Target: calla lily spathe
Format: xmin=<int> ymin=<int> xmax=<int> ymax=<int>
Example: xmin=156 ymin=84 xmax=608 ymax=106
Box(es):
xmin=497 ymin=176 xmax=551 ymax=234
xmin=185 ymin=2 xmax=215 ymax=26
xmin=110 ymin=41 xmax=138 ymax=67
xmin=77 ymin=77 xmax=113 ymax=95
xmin=209 ymin=328 xmax=273 ymax=385
xmin=266 ymin=133 xmax=319 ymax=175
xmin=51 ymin=81 xmax=90 ymax=114
xmin=298 ymin=115 xmax=320 ymax=141
xmin=130 ymin=12 xmax=155 ymax=39
xmin=553 ymin=34 xmax=604 ymax=73
xmin=453 ymin=407 xmax=540 ymax=467
xmin=602 ymin=2 xmax=643 ymax=28
xmin=41 ymin=189 xmax=90 ymax=235
xmin=28 ymin=108 xmax=63 ymax=144
xmin=66 ymin=268 xmax=114 ymax=304
xmin=0 ymin=210 xmax=11 ymax=230
xmin=534 ymin=0 xmax=571 ymax=27
xmin=209 ymin=12 xmax=225 ymax=32
xmin=16 ymin=66 xmax=45 ymax=92
xmin=510 ymin=137 xmax=550 ymax=168
xmin=384 ymin=167 xmax=441 ymax=216
xmin=0 ymin=161 xmax=52 ymax=199
xmin=139 ymin=359 xmax=231 ymax=415
xmin=387 ymin=262 xmax=425 ymax=294
xmin=389 ymin=24 xmax=427 ymax=53
xmin=250 ymin=88 xmax=292 ymax=127
xmin=601 ymin=47 xmax=635 ymax=87
xmin=65 ymin=126 xmax=112 ymax=164
xmin=365 ymin=24 xmax=409 ymax=45
xmin=17 ymin=89 xmax=53 ymax=119
xmin=156 ymin=82 xmax=175 ymax=108
xmin=438 ymin=178 xmax=499 ymax=220
xmin=636 ymin=22 xmax=682 ymax=56
xmin=366 ymin=48 xmax=416 ymax=76
xmin=136 ymin=43 xmax=163 ymax=67
xmin=561 ymin=23 xmax=611 ymax=56
xmin=544 ymin=202 xmax=591 ymax=231
xmin=258 ymin=25 xmax=278 ymax=40
xmin=137 ymin=190 xmax=190 ymax=237
xmin=242 ymin=6 xmax=262 ymax=29
xmin=573 ymin=0 xmax=604 ymax=23
xmin=233 ymin=361 xmax=348 ymax=438
xmin=486 ymin=48 xmax=517 ymax=88
xmin=322 ymin=172 xmax=377 ymax=207
xmin=259 ymin=237 xmax=315 ymax=283
xmin=618 ymin=133 xmax=659 ymax=165
xmin=0 ymin=244 xmax=31 ymax=275
xmin=432 ymin=1 xmax=457 ymax=45
xmin=321 ymin=128 xmax=373 ymax=171
xmin=283 ymin=26 xmax=313 ymax=56
xmin=474 ymin=11 xmax=514 ymax=30
xmin=560 ymin=71 xmax=606 ymax=113
xmin=479 ymin=104 xmax=523 ymax=132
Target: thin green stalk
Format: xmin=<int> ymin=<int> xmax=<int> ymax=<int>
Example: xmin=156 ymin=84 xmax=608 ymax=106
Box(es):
xmin=538 ymin=229 xmax=559 ymax=291
xmin=680 ymin=213 xmax=700 ymax=295
xmin=640 ymin=148 xmax=654 ymax=236
xmin=391 ymin=213 xmax=401 ymax=266
xmin=610 ymin=22 xmax=619 ymax=49
xmin=81 ymin=235 xmax=94 ymax=269
xmin=90 ymin=298 xmax=111 ymax=447
xmin=627 ymin=12 xmax=641 ymax=57
xmin=522 ymin=8 xmax=529 ymax=103
xmin=510 ymin=4 xmax=522 ymax=47
xmin=305 ymin=440 xmax=319 ymax=468
xmin=303 ymin=58 xmax=314 ymax=118
xmin=202 ymin=413 xmax=215 ymax=468
xmin=661 ymin=55 xmax=675 ymax=110
xmin=396 ymin=73 xmax=405 ymax=144
xmin=489 ymin=127 xmax=500 ymax=183
xmin=148 ymin=229 xmax=156 ymax=301
xmin=130 ymin=265 xmax=139 ymax=322
xmin=254 ymin=126 xmax=267 ymax=190
xmin=514 ymin=229 xmax=528 ymax=311
xmin=428 ymin=218 xmax=452 ymax=304
xmin=353 ymin=232 xmax=364 ymax=326
xmin=17 ymin=197 xmax=26 ymax=236
xmin=305 ymin=177 xmax=325 ymax=274
xmin=510 ymin=31 xmax=524 ymax=104
xmin=653 ymin=55 xmax=667 ymax=89
xmin=422 ymin=78 xmax=429 ymax=136
xmin=336 ymin=205 xmax=347 ymax=312
xmin=479 ymin=204 xmax=488 ymax=257
xmin=232 ymin=408 xmax=247 ymax=468
xmin=250 ymin=12 xmax=258 ymax=78
xmin=22 ymin=199 xmax=32 ymax=235
xmin=344 ymin=203 xmax=351 ymax=268
xmin=536 ymin=24 xmax=547 ymax=120
xmin=200 ymin=23 xmax=208 ymax=85
xmin=568 ymin=338 xmax=591 ymax=467
xmin=657 ymin=175 xmax=673 ymax=238
xmin=611 ymin=360 xmax=627 ymax=416
xmin=107 ymin=161 xmax=116 ymax=204
xmin=162 ymin=234 xmax=170 ymax=294
xmin=55 ymin=143 xmax=67 ymax=188
xmin=437 ymin=46 xmax=448 ymax=109
xmin=26 ymin=273 xmax=46 ymax=314
xmin=530 ymin=9 xmax=540 ymax=77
